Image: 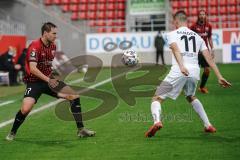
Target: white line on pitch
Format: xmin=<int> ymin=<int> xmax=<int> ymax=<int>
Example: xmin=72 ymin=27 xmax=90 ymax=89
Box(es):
xmin=0 ymin=76 xmax=110 ymax=129
xmin=0 ymin=100 xmax=15 ymax=108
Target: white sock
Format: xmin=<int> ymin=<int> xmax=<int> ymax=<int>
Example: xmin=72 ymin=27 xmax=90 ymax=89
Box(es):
xmin=191 ymin=99 xmax=211 ymax=127
xmin=151 ymin=101 xmax=161 ymax=124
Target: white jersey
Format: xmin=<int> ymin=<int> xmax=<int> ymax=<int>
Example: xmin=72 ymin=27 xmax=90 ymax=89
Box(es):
xmin=163 ymin=26 xmax=208 ymax=80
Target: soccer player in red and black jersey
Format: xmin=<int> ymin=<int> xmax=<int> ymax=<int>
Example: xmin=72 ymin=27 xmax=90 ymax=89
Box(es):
xmin=191 ymin=10 xmax=214 ymax=94
xmin=6 ymin=22 xmax=95 ymax=141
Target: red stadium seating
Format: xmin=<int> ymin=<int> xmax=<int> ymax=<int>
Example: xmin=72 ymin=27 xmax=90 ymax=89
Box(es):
xmin=209 ymin=7 xmax=218 ymax=15
xmin=169 ymin=0 xmax=239 ymax=29
xmin=70 ymin=4 xmax=78 ymax=12
xmin=61 ymin=4 xmax=70 ymax=12
xmin=44 ymin=0 xmax=52 ymax=5
xmin=71 ymin=12 xmax=78 ymax=20
xmin=88 ymin=4 xmax=97 ymax=11
xmin=79 ymin=4 xmax=87 ymax=11
xmin=209 ymin=0 xmax=218 ymax=6
xmin=70 ymin=0 xmax=79 ymax=4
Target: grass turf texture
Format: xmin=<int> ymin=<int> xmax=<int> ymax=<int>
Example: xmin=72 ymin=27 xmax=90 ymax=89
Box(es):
xmin=0 ymin=64 xmax=239 ymax=160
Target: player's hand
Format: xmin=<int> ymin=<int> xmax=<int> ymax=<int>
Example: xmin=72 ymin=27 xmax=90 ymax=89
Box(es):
xmin=180 ymin=66 xmax=189 ymax=76
xmin=218 ymin=78 xmax=231 ymax=88
xmin=48 ymin=78 xmax=59 ymax=88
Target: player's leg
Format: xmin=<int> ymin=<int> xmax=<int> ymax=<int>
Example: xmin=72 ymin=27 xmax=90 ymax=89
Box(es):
xmin=6 ymin=97 xmax=35 ymax=141
xmin=186 ymin=96 xmax=216 ymax=133
xmin=198 ymin=53 xmax=210 ymax=93
xmin=184 ymin=78 xmax=216 ymax=133
xmin=199 ymin=67 xmax=210 ymax=90
xmin=46 ymin=81 xmax=95 ymax=137
xmin=145 ymin=96 xmax=164 ymax=138
xmin=6 ymin=83 xmax=41 ymax=141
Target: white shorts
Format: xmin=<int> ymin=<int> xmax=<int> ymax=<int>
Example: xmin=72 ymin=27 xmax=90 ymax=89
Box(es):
xmin=155 ymin=75 xmax=198 ymax=100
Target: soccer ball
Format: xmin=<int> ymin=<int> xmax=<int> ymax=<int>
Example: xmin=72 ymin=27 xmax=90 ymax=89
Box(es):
xmin=121 ymin=49 xmax=139 ymax=66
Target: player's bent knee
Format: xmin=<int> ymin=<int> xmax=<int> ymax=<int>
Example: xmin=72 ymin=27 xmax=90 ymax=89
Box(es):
xmin=204 ymin=68 xmax=210 ymax=75
xmin=186 ymin=96 xmax=196 ymax=103
xmin=21 ymin=97 xmax=35 ymax=114
xmin=152 ymin=96 xmax=164 ymax=103
xmin=70 ymin=98 xmax=80 ymax=106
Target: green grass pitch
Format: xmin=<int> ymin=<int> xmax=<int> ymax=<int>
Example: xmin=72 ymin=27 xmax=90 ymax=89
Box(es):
xmin=0 ymin=63 xmax=239 ymax=160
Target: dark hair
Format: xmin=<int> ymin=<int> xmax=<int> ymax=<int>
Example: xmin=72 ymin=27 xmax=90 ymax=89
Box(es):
xmin=41 ymin=22 xmax=57 ymax=35
xmin=173 ymin=10 xmax=187 ymax=22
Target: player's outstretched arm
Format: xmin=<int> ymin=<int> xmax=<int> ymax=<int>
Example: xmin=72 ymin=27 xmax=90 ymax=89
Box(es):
xmin=202 ymin=50 xmax=231 ymax=88
xmin=170 ymin=42 xmax=189 ymax=76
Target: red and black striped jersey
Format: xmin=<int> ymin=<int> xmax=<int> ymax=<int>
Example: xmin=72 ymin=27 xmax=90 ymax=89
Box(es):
xmin=24 ymin=38 xmax=56 ymax=83
xmin=190 ymin=22 xmax=212 ymax=49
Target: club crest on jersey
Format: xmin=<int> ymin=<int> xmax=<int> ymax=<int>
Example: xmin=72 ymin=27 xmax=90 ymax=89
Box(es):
xmin=30 ymin=51 xmax=36 ymax=57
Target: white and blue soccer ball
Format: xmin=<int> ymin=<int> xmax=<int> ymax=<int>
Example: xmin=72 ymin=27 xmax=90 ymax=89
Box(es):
xmin=121 ymin=49 xmax=139 ymax=66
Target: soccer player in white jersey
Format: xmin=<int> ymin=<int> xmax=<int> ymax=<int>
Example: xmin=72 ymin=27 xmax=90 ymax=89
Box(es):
xmin=145 ymin=11 xmax=231 ymax=137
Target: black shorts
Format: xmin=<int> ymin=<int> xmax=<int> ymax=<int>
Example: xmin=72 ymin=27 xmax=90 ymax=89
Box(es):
xmin=198 ymin=52 xmax=209 ymax=68
xmin=24 ymin=81 xmax=67 ymax=103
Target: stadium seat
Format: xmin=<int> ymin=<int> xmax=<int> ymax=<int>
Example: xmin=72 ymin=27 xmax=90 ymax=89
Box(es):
xmin=116 ymin=11 xmax=125 ymax=19
xmin=97 ymin=27 xmax=106 ymax=33
xmin=71 ymin=12 xmax=78 ymax=20
xmin=219 ymin=0 xmax=227 ymax=6
xmin=62 ymin=0 xmax=71 ymax=4
xmin=53 ymin=0 xmax=61 ymax=5
xmin=70 ymin=0 xmax=79 ymax=4
xmin=209 ymin=0 xmax=218 ymax=6
xmin=228 ymin=6 xmax=237 ymax=14
xmin=209 ymin=7 xmax=218 ymax=15
xmin=97 ymin=11 xmax=105 ymax=19
xmin=117 ymin=0 xmax=125 ymax=2
xmin=211 ymin=23 xmax=219 ymax=29
xmin=98 ymin=3 xmax=106 ymax=10
xmin=191 ymin=0 xmax=198 ymax=7
xmin=106 ymin=20 xmax=114 ymax=26
xmin=79 ymin=12 xmax=87 ymax=19
xmin=229 ymin=23 xmax=238 ymax=28
xmin=222 ymin=22 xmax=229 ymax=28
xmin=107 ymin=3 xmax=115 ymax=10
xmin=99 ymin=0 xmax=107 ymax=3
xmin=228 ymin=0 xmax=237 ymax=5
xmin=171 ymin=1 xmax=178 ymax=8
xmin=189 ymin=7 xmax=198 ymax=16
xmin=96 ymin=20 xmax=106 ymax=26
xmin=118 ymin=3 xmax=125 ymax=10
xmin=221 ymin=15 xmax=228 ymax=21
xmin=88 ymin=12 xmax=96 ymax=19
xmin=219 ymin=7 xmax=227 ymax=14
xmin=209 ymin=16 xmax=219 ymax=22
xmin=44 ymin=0 xmax=52 ymax=5
xmin=198 ymin=0 xmax=207 ymax=7
xmin=89 ymin=0 xmax=97 ymax=3
xmin=61 ymin=4 xmax=70 ymax=12
xmin=88 ymin=20 xmax=96 ymax=26
xmin=106 ymin=11 xmax=115 ymax=19
xmin=229 ymin=14 xmax=238 ymax=21
xmin=70 ymin=4 xmax=78 ymax=12
xmin=88 ymin=4 xmax=97 ymax=11
xmin=79 ymin=4 xmax=87 ymax=11
xmin=180 ymin=0 xmax=188 ymax=8
xmin=79 ymin=0 xmax=87 ymax=3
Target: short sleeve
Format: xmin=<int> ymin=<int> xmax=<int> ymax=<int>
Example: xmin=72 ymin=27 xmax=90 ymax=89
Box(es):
xmin=199 ymin=38 xmax=208 ymax=52
xmin=163 ymin=32 xmax=176 ymax=46
xmin=28 ymin=44 xmax=38 ymax=62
